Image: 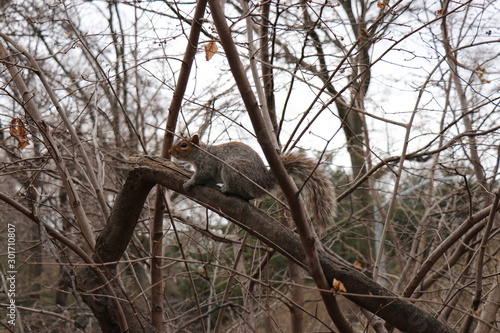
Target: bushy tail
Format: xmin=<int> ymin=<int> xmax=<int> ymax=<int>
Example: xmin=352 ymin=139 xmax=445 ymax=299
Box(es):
xmin=280 ymin=153 xmax=336 ymax=232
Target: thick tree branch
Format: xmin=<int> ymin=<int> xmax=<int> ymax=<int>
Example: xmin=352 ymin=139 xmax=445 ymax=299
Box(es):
xmin=131 ymin=156 xmax=457 ymax=333
xmin=75 ymin=167 xmax=156 ymax=333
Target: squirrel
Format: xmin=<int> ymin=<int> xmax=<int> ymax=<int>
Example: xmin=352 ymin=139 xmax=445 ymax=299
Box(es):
xmin=169 ymin=133 xmax=336 ymax=231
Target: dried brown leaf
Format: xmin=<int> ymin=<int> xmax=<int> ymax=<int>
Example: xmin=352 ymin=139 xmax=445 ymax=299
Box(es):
xmin=332 ymin=278 xmax=347 ymax=293
xmin=9 ymin=118 xmax=30 ymax=150
xmin=377 ymin=0 xmax=389 ymax=8
xmin=205 ymin=40 xmax=218 ymax=61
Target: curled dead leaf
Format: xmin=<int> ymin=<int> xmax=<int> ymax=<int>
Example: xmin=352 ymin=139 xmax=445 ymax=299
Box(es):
xmin=9 ymin=118 xmax=30 ymax=149
xmin=205 ymin=40 xmax=218 ymax=61
xmin=332 ymin=278 xmax=347 ymax=294
xmin=475 ymin=66 xmax=491 ymax=83
xmin=377 ymin=0 xmax=389 ymax=9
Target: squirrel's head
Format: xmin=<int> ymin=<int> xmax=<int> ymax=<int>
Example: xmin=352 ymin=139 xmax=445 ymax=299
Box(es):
xmin=169 ymin=134 xmax=200 ymax=160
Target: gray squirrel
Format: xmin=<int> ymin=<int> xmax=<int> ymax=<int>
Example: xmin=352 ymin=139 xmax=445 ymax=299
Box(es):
xmin=169 ymin=133 xmax=336 ymax=231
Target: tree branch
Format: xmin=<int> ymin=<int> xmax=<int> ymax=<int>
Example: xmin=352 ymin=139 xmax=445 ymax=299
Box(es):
xmin=131 ymin=156 xmax=457 ymax=333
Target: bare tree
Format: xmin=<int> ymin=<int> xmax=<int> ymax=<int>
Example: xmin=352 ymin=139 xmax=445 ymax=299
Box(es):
xmin=0 ymin=0 xmax=499 ymax=332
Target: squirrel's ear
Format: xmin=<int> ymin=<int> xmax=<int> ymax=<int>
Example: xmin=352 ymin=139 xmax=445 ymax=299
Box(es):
xmin=191 ymin=134 xmax=200 ymax=145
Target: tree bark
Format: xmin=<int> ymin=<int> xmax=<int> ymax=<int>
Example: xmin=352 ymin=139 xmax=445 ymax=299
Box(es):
xmin=74 ymin=168 xmax=156 ymax=333
xmin=74 ymin=156 xmax=459 ymax=332
xmin=144 ymin=157 xmax=459 ymax=332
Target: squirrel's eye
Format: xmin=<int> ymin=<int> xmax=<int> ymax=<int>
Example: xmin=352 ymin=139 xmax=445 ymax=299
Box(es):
xmin=180 ymin=142 xmax=188 ymax=148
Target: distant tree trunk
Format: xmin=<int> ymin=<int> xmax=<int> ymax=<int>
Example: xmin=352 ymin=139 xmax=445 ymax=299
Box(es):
xmin=287 ymin=260 xmax=304 ymax=333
